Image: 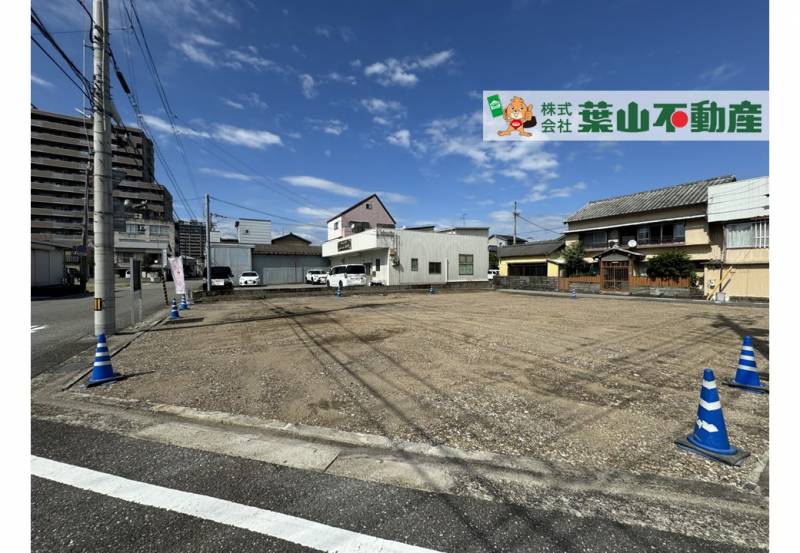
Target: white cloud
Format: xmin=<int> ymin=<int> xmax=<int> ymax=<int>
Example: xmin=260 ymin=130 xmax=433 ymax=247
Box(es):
xmin=31 ymin=74 xmax=53 ymax=88
xmin=319 ymin=119 xmax=347 ymax=135
xmin=142 ymin=114 xmax=211 ymax=138
xmin=326 ymin=72 xmax=357 ymax=85
xmin=381 ymin=192 xmax=415 ymax=204
xmin=223 ymin=48 xmax=281 ymax=71
xmin=525 ymin=181 xmax=586 ymax=203
xmin=187 ymin=33 xmax=221 ymax=47
xmin=179 ymin=42 xmax=216 ymax=66
xmin=143 ymin=114 xmax=281 ymax=149
xmin=199 ymin=167 xmax=253 ymax=181
xmin=214 ymin=124 xmax=282 ymax=149
xmin=296 ymin=206 xmax=343 ymax=219
xmin=314 ymin=25 xmax=356 ymax=42
xmin=361 ymin=97 xmax=404 ymax=115
xmin=223 ymin=99 xmax=245 ymax=110
xmin=423 ymin=111 xmax=559 ymax=186
xmin=282 ymin=176 xmax=415 ymax=205
xmin=387 ymin=129 xmax=411 ymax=148
xmin=364 ymin=49 xmax=454 ymax=87
xmin=563 ymin=73 xmax=592 ymax=89
xmin=700 ymin=62 xmax=744 ymax=84
xmin=282 ymin=176 xmax=363 ymax=198
xmin=417 ymin=49 xmax=455 ymax=69
xmin=299 ymin=74 xmax=317 ymax=98
xmin=223 ymin=92 xmax=267 ymax=111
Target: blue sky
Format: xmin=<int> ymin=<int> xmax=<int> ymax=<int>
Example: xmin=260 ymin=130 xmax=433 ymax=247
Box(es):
xmin=31 ymin=0 xmax=769 ymax=243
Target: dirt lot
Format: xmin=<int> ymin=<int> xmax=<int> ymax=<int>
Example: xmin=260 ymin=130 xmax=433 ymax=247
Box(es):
xmin=88 ymin=290 xmax=769 ymax=487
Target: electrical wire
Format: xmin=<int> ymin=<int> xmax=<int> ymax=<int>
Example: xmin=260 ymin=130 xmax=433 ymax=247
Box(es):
xmin=210 ymin=196 xmax=327 ymax=228
xmin=516 ymin=213 xmax=565 ymax=235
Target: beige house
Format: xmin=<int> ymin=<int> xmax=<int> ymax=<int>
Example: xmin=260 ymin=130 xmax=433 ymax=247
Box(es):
xmin=704 ymin=177 xmax=769 ymax=300
xmin=562 ymin=175 xmax=768 ymax=299
xmin=498 ymin=239 xmax=565 ymax=277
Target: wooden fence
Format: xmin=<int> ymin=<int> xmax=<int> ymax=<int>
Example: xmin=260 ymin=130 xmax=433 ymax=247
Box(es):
xmin=556 ymin=274 xmax=691 ymax=292
xmin=630 ymin=276 xmax=691 ymax=288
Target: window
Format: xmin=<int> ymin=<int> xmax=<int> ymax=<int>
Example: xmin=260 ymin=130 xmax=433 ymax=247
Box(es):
xmin=126 ymin=223 xmax=145 ymax=234
xmin=637 ymin=226 xmax=650 ymax=243
xmin=585 ymin=230 xmax=607 ymax=248
xmin=365 ymin=203 xmax=373 ymax=210
xmin=673 ymin=222 xmax=686 ymax=242
xmin=725 ymin=220 xmax=769 ymax=248
xmin=428 ymin=262 xmax=442 ymax=274
xmin=334 ymin=221 xmax=339 ymax=230
xmin=346 ymin=265 xmax=366 ymax=274
xmin=375 ymin=258 xmax=381 ymax=271
xmin=411 ymin=258 xmax=418 ymax=271
xmin=458 ymin=254 xmax=474 ymax=275
xmin=151 ymin=225 xmax=169 ymax=236
xmin=351 ymin=221 xmax=371 ymax=233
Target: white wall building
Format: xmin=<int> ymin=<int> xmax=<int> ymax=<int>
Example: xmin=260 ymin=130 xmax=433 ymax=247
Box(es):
xmin=210 ymin=243 xmax=254 ymax=281
xmin=322 ymin=227 xmax=489 ymax=286
xmin=236 ymin=218 xmax=272 ymax=245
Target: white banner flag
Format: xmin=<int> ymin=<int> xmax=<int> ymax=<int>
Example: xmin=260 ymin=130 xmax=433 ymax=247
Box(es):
xmin=168 ymin=256 xmax=186 ymax=296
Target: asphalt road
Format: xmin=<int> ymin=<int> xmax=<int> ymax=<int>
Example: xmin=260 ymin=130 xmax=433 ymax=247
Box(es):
xmin=30 ymin=281 xmax=176 ymax=377
xmin=31 ymin=419 xmax=761 ymax=553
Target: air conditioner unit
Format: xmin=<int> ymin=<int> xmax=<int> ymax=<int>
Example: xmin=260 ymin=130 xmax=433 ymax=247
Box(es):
xmin=608 ymin=239 xmax=619 ymax=247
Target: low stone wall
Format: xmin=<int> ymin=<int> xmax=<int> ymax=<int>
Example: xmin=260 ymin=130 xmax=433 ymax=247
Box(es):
xmin=195 ymin=280 xmax=491 ymax=302
xmin=495 ymin=276 xmax=558 ymax=291
xmin=630 ymin=286 xmax=704 ymax=298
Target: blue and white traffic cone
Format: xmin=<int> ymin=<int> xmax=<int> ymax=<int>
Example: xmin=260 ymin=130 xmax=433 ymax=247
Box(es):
xmin=86 ymin=334 xmax=123 ymax=387
xmin=428 ymin=285 xmax=434 ymax=294
xmin=725 ymin=336 xmax=767 ymax=393
xmin=675 ymin=368 xmax=749 ymax=466
xmin=335 ymin=284 xmax=342 ymax=298
xmin=570 ymin=287 xmax=577 ymax=299
xmin=180 ymin=294 xmax=189 ymax=310
xmin=170 ymin=298 xmax=180 ymax=319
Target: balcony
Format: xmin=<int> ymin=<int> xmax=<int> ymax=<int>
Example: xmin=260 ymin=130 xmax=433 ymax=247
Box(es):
xmin=582 ymin=222 xmax=687 ymax=251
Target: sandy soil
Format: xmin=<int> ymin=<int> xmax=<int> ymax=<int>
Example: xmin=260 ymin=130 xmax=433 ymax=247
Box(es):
xmin=89 ymin=290 xmax=769 ymax=487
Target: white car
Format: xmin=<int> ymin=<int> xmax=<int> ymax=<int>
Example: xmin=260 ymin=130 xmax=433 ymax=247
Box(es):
xmin=327 ymin=264 xmax=367 ymax=288
xmin=305 ymin=270 xmax=328 ymax=284
xmin=238 ymin=271 xmax=261 ymax=286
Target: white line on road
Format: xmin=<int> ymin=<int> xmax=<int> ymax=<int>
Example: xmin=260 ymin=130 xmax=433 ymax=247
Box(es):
xmin=31 ymin=455 xmax=441 ymax=553
xmin=31 ymin=325 xmax=48 ymax=334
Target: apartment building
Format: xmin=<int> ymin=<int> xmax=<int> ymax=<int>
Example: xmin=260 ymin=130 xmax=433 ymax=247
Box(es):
xmin=175 ymin=219 xmax=207 ymax=260
xmin=30 ymin=108 xmax=174 ymax=252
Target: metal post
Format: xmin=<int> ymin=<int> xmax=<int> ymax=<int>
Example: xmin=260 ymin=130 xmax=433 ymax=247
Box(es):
xmin=92 ymin=0 xmax=115 ymax=336
xmin=205 ymin=194 xmax=212 ymax=292
xmin=512 ymin=201 xmax=518 ymax=245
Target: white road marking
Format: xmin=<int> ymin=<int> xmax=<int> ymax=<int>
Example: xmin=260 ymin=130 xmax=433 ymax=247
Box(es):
xmin=31 ymin=455 xmax=441 ymax=553
xmin=31 ymin=325 xmax=48 ymax=334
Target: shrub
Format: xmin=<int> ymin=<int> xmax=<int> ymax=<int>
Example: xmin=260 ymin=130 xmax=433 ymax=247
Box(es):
xmin=646 ymin=250 xmax=697 ymax=283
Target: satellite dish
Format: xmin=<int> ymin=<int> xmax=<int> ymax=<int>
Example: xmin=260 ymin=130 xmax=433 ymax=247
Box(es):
xmin=628 ymin=239 xmax=638 ymax=248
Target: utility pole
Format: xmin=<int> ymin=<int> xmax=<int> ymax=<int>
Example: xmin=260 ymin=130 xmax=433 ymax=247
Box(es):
xmin=512 ymin=201 xmax=518 ymax=245
xmin=92 ymin=0 xmax=115 ymax=335
xmin=205 ymin=194 xmax=212 ymax=292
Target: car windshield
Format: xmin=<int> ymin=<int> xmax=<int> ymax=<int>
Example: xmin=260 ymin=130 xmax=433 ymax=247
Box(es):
xmin=211 ymin=267 xmax=232 ymax=278
xmin=346 ymin=265 xmax=366 ymax=274
xmin=242 ymin=272 xmax=257 ymax=277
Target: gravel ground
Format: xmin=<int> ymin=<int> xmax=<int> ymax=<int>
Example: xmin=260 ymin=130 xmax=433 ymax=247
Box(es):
xmin=87 ymin=291 xmax=769 ymax=488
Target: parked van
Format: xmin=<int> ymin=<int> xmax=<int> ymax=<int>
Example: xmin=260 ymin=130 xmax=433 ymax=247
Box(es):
xmin=327 ymin=264 xmax=367 ymax=288
xmin=209 ymin=266 xmax=235 ymax=289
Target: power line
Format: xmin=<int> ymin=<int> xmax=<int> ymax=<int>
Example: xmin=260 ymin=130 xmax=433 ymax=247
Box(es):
xmin=116 ymin=0 xmax=197 ymax=220
xmin=210 ymin=196 xmax=327 ymax=228
xmin=516 ymin=213 xmax=565 ymax=235
xmin=31 ymin=36 xmax=92 ymax=104
xmin=124 ymin=0 xmax=201 ymax=202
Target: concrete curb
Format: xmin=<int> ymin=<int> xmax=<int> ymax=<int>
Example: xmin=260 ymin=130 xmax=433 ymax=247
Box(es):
xmin=497 ymin=288 xmax=770 ymax=308
xmin=65 ymin=393 xmax=768 ymax=511
xmin=31 ymin=391 xmax=769 ymax=548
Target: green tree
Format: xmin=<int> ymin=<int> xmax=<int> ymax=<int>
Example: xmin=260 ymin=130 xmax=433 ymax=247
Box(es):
xmin=645 ymin=250 xmax=697 ymax=283
xmin=562 ymin=241 xmax=588 ymax=276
